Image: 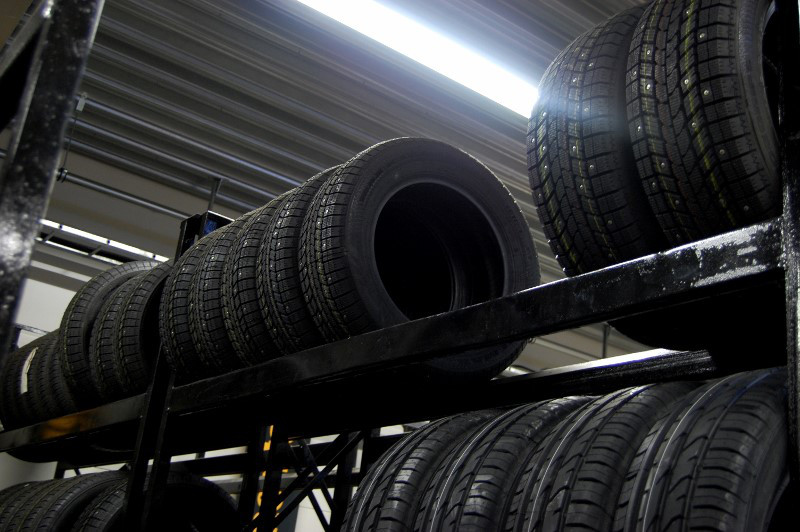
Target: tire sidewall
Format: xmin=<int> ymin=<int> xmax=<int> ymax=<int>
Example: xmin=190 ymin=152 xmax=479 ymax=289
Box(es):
xmin=737 ymin=0 xmax=779 ymax=181
xmin=341 ymin=139 xmax=539 ymax=329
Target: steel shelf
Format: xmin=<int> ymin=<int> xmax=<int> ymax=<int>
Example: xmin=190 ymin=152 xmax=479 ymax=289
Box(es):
xmin=0 ymin=218 xmax=783 ymax=460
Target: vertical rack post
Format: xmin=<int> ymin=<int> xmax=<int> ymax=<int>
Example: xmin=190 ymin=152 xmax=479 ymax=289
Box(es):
xmin=778 ymin=0 xmax=800 ymax=481
xmin=0 ymin=0 xmax=105 ymax=363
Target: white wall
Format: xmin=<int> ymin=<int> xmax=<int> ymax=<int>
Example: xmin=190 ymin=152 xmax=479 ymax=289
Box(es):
xmin=0 ymin=278 xmax=76 ymax=489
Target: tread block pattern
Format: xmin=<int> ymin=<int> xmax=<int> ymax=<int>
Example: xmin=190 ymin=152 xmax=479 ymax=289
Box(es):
xmin=220 ymin=201 xmax=289 ymax=366
xmin=160 ymin=235 xmax=221 ymax=382
xmin=626 ymin=0 xmax=779 ymax=245
xmin=259 ymin=167 xmax=339 ymax=356
xmin=188 ymin=213 xmax=258 ymax=372
xmin=60 ymin=261 xmax=157 ymax=406
xmin=614 ymin=368 xmax=788 ymax=532
xmin=114 ymin=261 xmax=173 ymax=396
xmin=529 ymin=6 xmax=663 ymax=275
xmin=413 ymin=397 xmax=591 ymax=532
xmin=342 ymin=410 xmax=500 ymax=531
xmin=505 ymin=382 xmax=698 ymax=531
xmin=89 ymin=276 xmax=143 ymax=403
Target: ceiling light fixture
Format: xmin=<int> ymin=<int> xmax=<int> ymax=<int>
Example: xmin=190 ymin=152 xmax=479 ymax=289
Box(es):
xmin=295 ymin=0 xmax=538 ymax=116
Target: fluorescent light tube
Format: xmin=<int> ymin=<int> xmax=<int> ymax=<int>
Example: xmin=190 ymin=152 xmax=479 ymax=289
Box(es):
xmin=296 ymin=0 xmax=538 ymax=116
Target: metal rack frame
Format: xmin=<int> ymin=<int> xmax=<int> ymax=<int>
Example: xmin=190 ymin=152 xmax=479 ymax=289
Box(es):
xmin=1 ymin=0 xmax=799 ymax=530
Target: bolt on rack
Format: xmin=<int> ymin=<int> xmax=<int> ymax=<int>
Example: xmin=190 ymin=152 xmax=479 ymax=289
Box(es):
xmin=1 ymin=0 xmax=800 ymax=530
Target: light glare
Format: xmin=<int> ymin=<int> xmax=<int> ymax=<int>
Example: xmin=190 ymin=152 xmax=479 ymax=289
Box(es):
xmin=296 ymin=0 xmax=538 ymax=116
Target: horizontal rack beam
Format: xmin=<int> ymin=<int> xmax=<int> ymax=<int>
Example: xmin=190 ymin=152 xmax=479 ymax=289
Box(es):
xmin=0 ymin=218 xmax=784 ymax=459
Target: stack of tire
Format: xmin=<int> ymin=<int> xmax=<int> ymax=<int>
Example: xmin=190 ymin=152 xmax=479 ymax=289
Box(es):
xmin=160 ymin=137 xmax=540 ymax=384
xmin=0 ymin=260 xmax=171 ymax=429
xmin=528 ymin=0 xmax=781 ymax=350
xmin=343 ymin=367 xmax=791 ymax=531
xmin=0 ymin=471 xmax=239 ymax=531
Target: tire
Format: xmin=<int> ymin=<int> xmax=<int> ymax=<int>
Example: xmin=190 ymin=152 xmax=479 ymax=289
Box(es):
xmin=614 ymin=368 xmax=791 ymax=531
xmin=300 ymin=138 xmax=539 ymax=380
xmin=0 ymin=481 xmax=36 ymax=515
xmin=28 ymin=332 xmax=62 ymax=423
xmin=114 ymin=262 xmax=173 ymax=396
xmin=258 ymin=167 xmax=339 ymax=356
xmin=0 ymin=332 xmax=56 ymax=429
xmin=412 ymin=397 xmax=591 ymax=532
xmin=626 ymin=0 xmax=780 ymax=246
xmin=528 ymin=6 xmax=665 ymax=276
xmin=46 ymin=335 xmax=78 ymax=420
xmin=504 ymin=382 xmax=698 ymax=531
xmin=10 ymin=472 xmax=125 ymax=531
xmin=161 ymin=234 xmax=223 ymax=383
xmin=220 ymin=200 xmax=289 ymax=366
xmin=342 ymin=410 xmax=501 ymax=532
xmin=89 ymin=276 xmax=144 ymax=404
xmin=187 ymin=212 xmax=259 ymax=373
xmin=73 ymin=471 xmax=239 ymax=531
xmin=0 ymin=479 xmax=56 ymax=530
xmin=60 ymin=261 xmax=158 ymax=407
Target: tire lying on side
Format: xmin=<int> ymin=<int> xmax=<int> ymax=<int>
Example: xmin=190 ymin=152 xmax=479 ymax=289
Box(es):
xmin=300 ymin=138 xmax=540 ymax=381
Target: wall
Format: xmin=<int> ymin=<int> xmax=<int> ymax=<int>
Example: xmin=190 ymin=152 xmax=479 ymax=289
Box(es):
xmin=0 ymin=278 xmax=75 ymax=490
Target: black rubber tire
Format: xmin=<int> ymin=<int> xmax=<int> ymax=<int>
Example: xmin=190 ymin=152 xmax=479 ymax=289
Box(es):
xmin=0 ymin=481 xmax=36 ymax=516
xmin=614 ymin=368 xmax=790 ymax=531
xmin=113 ymin=261 xmax=173 ymax=396
xmin=89 ymin=276 xmax=143 ymax=404
xmin=24 ymin=333 xmax=50 ymax=424
xmin=161 ymin=234 xmax=222 ymax=383
xmin=73 ymin=471 xmax=240 ymax=531
xmin=28 ymin=332 xmax=62 ymax=424
xmin=342 ymin=410 xmax=500 ymax=532
xmin=412 ymin=397 xmax=591 ymax=532
xmin=503 ymin=381 xmax=699 ymax=531
xmin=258 ymin=167 xmax=339 ymax=356
xmin=188 ymin=213 xmax=259 ymax=374
xmin=220 ymin=201 xmax=289 ymax=366
xmin=0 ymin=478 xmax=56 ymax=530
xmin=60 ymin=261 xmax=158 ymax=407
xmin=45 ymin=334 xmax=79 ymax=420
xmin=300 ymin=138 xmax=539 ymax=380
xmin=626 ymin=0 xmax=779 ymax=246
xmin=529 ymin=6 xmax=665 ymax=275
xmin=0 ymin=332 xmax=57 ymax=429
xmin=7 ymin=472 xmax=126 ymax=531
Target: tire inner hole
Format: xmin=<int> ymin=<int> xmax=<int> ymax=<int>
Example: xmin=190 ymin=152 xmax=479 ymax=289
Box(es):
xmin=374 ymin=182 xmax=505 ymax=321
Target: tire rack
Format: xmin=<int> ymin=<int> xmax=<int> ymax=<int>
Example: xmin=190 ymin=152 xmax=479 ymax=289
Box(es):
xmin=0 ymin=0 xmax=799 ymax=530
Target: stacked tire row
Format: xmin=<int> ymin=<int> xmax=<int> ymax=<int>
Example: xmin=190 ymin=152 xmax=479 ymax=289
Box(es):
xmin=0 ymin=261 xmax=170 ymax=429
xmin=529 ymin=0 xmax=781 ymax=348
xmin=0 ymin=137 xmax=538 ymax=428
xmin=343 ymin=367 xmax=792 ymax=531
xmin=0 ymin=470 xmax=239 ymax=531
xmin=160 ymin=137 xmax=540 ymax=384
